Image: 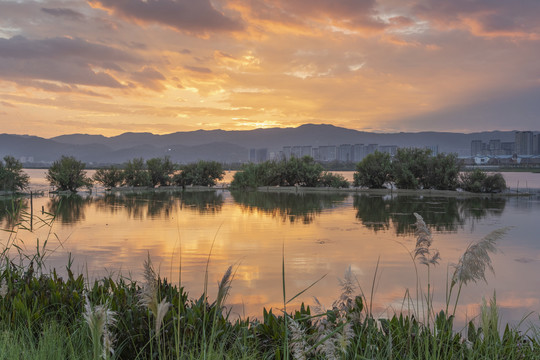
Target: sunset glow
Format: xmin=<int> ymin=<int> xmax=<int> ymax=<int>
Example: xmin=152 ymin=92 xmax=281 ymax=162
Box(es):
xmin=1 ymin=0 xmax=540 ymax=137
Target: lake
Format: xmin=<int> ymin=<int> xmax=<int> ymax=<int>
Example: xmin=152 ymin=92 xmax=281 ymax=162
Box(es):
xmin=1 ymin=170 xmax=540 ymax=330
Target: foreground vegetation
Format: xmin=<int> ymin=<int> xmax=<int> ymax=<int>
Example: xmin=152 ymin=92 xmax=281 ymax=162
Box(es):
xmin=1 ymin=203 xmax=539 ymax=359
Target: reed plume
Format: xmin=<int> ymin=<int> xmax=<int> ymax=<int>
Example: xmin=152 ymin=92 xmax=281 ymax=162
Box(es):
xmin=216 ymin=265 xmax=233 ymax=309
xmin=452 ymin=227 xmax=509 ymax=286
xmin=288 ymin=318 xmax=308 ymax=360
xmin=138 ymin=254 xmax=171 ymax=334
xmin=413 ymin=213 xmax=440 ymax=266
xmin=0 ymin=278 xmax=7 ymax=298
xmin=83 ymin=295 xmax=117 ymax=360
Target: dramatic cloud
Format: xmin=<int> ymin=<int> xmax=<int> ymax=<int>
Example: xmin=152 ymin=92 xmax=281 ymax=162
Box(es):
xmin=41 ymin=7 xmax=85 ymax=21
xmin=1 ymin=0 xmax=539 ymax=137
xmin=0 ymin=36 xmax=143 ymax=88
xmin=89 ymin=0 xmax=243 ymax=34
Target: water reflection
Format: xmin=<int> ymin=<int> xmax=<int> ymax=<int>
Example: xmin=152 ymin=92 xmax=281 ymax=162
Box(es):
xmin=48 ymin=195 xmax=92 ymax=224
xmin=0 ymin=197 xmax=28 ymax=229
xmin=178 ymin=191 xmax=223 ymax=214
xmin=231 ymin=191 xmax=348 ymax=224
xmin=353 ymin=195 xmax=507 ymax=235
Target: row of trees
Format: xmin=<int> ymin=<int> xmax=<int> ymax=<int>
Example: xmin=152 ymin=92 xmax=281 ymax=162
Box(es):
xmin=48 ymin=156 xmax=225 ymax=191
xmin=354 ymin=149 xmax=506 ymax=193
xmin=231 ymin=156 xmax=349 ymax=189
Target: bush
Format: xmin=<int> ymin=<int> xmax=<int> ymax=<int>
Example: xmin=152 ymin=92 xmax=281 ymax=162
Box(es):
xmin=392 ymin=148 xmax=432 ymax=189
xmin=460 ymin=169 xmax=507 ymax=193
xmin=424 ymin=153 xmax=462 ymax=190
xmin=123 ymin=158 xmax=151 ymax=187
xmin=146 ymin=157 xmax=176 ymax=187
xmin=0 ymin=156 xmax=29 ymax=192
xmin=93 ymin=166 xmax=124 ymax=188
xmin=353 ymin=151 xmax=392 ymax=188
xmin=318 ymin=171 xmax=349 ymax=188
xmin=46 ymin=156 xmax=92 ymax=192
xmin=174 ymin=160 xmax=224 ymax=186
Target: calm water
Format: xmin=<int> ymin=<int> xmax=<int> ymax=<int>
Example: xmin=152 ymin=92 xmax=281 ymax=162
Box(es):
xmin=1 ymin=170 xmax=540 ymax=329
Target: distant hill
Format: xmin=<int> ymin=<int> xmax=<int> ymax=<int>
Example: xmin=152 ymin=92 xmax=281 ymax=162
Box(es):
xmin=0 ymin=124 xmax=523 ymax=166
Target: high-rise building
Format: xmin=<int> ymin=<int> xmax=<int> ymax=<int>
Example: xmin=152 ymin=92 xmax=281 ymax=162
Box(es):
xmin=249 ymin=148 xmax=268 ymax=163
xmin=338 ymin=144 xmax=353 ymax=162
xmin=365 ymin=144 xmax=378 ymax=156
xmin=301 ymin=146 xmax=312 ymax=157
xmin=352 ymin=144 xmax=364 ymax=162
xmin=501 ymin=142 xmax=515 ymax=155
xmin=515 ymin=131 xmax=534 ymax=155
xmin=318 ymin=146 xmax=337 ymax=161
xmin=379 ymin=145 xmax=398 ymax=156
xmin=534 ymin=134 xmax=540 ymax=155
xmin=471 ymin=140 xmax=484 ymax=156
xmin=282 ymin=146 xmax=291 ymax=160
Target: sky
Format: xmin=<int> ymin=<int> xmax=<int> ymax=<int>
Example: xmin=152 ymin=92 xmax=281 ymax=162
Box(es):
xmin=1 ymin=0 xmax=540 ymax=137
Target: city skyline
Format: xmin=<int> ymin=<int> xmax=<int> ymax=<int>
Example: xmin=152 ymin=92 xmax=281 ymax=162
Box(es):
xmin=1 ymin=1 xmax=540 ymax=137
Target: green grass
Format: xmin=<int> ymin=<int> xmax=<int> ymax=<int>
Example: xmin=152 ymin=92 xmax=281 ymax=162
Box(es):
xmin=1 ymin=203 xmax=540 ymax=359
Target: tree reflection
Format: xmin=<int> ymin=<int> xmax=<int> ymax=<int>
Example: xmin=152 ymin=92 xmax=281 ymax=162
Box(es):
xmin=94 ymin=190 xmax=224 ymax=219
xmin=179 ymin=191 xmax=223 ymax=214
xmin=353 ymin=195 xmax=507 ymax=235
xmin=48 ymin=194 xmax=92 ymax=224
xmin=0 ymin=197 xmax=28 ymax=230
xmin=231 ymin=191 xmax=347 ymax=224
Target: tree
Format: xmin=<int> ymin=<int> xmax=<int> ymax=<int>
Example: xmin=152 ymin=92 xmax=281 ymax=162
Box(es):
xmin=318 ymin=171 xmax=349 ymax=188
xmin=93 ymin=166 xmax=124 ymax=189
xmin=146 ymin=157 xmax=176 ymax=187
xmin=46 ymin=156 xmax=92 ymax=192
xmin=353 ymin=151 xmax=392 ymax=188
xmin=0 ymin=156 xmax=29 ymax=192
xmin=123 ymin=158 xmax=151 ymax=187
xmin=460 ymin=169 xmax=506 ymax=193
xmin=392 ymin=148 xmax=432 ymax=189
xmin=174 ymin=161 xmax=224 ymax=187
xmin=424 ymin=153 xmax=462 ymax=190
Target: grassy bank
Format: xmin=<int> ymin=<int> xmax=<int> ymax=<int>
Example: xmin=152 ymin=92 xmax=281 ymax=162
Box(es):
xmin=1 ymin=206 xmax=539 ymax=359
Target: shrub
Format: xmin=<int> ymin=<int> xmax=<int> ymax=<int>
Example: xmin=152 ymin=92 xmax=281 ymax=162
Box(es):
xmin=146 ymin=157 xmax=176 ymax=187
xmin=318 ymin=172 xmax=349 ymax=188
xmin=460 ymin=169 xmax=506 ymax=193
xmin=93 ymin=166 xmax=124 ymax=188
xmin=123 ymin=158 xmax=151 ymax=187
xmin=174 ymin=160 xmax=224 ymax=186
xmin=46 ymin=156 xmax=92 ymax=192
xmin=392 ymin=148 xmax=432 ymax=189
xmin=353 ymin=151 xmax=392 ymax=188
xmin=424 ymin=153 xmax=462 ymax=190
xmin=0 ymin=156 xmax=29 ymax=192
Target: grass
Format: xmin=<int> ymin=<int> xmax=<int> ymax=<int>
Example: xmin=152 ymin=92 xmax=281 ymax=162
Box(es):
xmin=1 ymin=203 xmax=540 ymax=359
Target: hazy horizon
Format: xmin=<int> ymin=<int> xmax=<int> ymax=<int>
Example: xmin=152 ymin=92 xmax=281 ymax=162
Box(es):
xmin=2 ymin=1 xmax=540 ymax=137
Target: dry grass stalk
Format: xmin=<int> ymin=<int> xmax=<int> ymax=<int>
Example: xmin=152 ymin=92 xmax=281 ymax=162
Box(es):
xmin=288 ymin=318 xmax=308 ymax=360
xmin=0 ymin=278 xmax=7 ymax=298
xmin=216 ymin=265 xmax=233 ymax=309
xmin=413 ymin=213 xmax=440 ymax=266
xmin=138 ymin=254 xmax=171 ymax=334
xmin=83 ymin=295 xmax=117 ymax=359
xmin=452 ymin=227 xmax=509 ymax=286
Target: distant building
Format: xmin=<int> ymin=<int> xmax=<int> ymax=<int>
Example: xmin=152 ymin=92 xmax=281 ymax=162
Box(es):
xmin=283 ymin=146 xmax=291 ymax=160
xmin=301 ymin=146 xmax=312 ymax=157
xmin=352 ymin=144 xmax=365 ymax=162
xmin=338 ymin=144 xmax=353 ymax=162
xmin=534 ymin=134 xmax=540 ymax=155
xmin=365 ymin=144 xmax=378 ymax=156
xmin=471 ymin=140 xmax=484 ymax=156
xmin=312 ymin=147 xmax=320 ymax=161
xmin=501 ymin=142 xmax=515 ymax=155
xmin=248 ymin=148 xmax=268 ymax=163
xmin=425 ymin=145 xmax=439 ymax=155
xmin=291 ymin=146 xmax=303 ymax=158
xmin=515 ymin=131 xmax=534 ymax=155
xmin=318 ymin=145 xmax=337 ymax=162
xmin=379 ymin=145 xmax=398 ymax=156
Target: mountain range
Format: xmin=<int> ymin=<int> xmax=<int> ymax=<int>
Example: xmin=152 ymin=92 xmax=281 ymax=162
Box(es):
xmin=0 ymin=124 xmax=519 ymax=165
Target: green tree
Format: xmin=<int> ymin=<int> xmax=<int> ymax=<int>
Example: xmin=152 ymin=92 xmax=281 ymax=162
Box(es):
xmin=46 ymin=156 xmax=92 ymax=192
xmin=392 ymin=148 xmax=432 ymax=189
xmin=318 ymin=171 xmax=349 ymax=188
xmin=425 ymin=153 xmax=462 ymax=190
xmin=282 ymin=156 xmax=324 ymax=187
xmin=353 ymin=151 xmax=392 ymax=188
xmin=123 ymin=158 xmax=151 ymax=187
xmin=461 ymin=169 xmax=506 ymax=193
xmin=0 ymin=156 xmax=29 ymax=192
xmin=174 ymin=161 xmax=224 ymax=186
xmin=93 ymin=166 xmax=124 ymax=188
xmin=146 ymin=157 xmax=176 ymax=187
